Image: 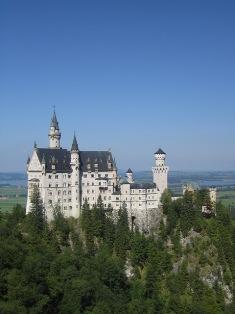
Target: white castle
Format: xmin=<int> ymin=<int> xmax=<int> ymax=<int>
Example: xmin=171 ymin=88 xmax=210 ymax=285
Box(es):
xmin=26 ymin=111 xmax=169 ymax=230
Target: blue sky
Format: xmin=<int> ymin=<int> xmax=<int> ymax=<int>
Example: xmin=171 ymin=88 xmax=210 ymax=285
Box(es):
xmin=0 ymin=0 xmax=235 ymax=172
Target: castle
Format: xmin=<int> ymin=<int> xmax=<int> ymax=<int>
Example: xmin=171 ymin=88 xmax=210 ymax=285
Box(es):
xmin=26 ymin=111 xmax=169 ymax=230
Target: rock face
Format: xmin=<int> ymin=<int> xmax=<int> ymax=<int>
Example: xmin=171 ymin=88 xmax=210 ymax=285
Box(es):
xmin=169 ymin=229 xmax=234 ymax=304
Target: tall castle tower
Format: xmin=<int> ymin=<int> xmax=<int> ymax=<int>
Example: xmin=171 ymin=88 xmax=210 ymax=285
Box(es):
xmin=70 ymin=134 xmax=81 ymax=218
xmin=48 ymin=110 xmax=61 ymax=149
xmin=152 ymin=148 xmax=169 ymax=193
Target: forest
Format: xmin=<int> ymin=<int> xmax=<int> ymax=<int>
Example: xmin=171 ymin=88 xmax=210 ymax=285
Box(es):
xmin=0 ymin=186 xmax=235 ymax=313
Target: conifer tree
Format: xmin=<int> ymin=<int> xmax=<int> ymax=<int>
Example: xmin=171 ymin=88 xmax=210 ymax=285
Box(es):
xmin=29 ymin=185 xmax=46 ymax=231
xmin=114 ymin=202 xmax=130 ymax=260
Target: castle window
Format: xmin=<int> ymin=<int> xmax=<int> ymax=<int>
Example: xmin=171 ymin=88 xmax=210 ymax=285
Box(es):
xmin=83 ymin=174 xmax=87 ymax=178
xmin=64 ymin=199 xmax=66 ymax=202
xmin=92 ymin=190 xmax=94 ymax=193
xmin=49 ymin=200 xmax=52 ymax=204
xmin=99 ymin=182 xmax=101 ymax=186
xmin=105 ymin=174 xmax=108 ymax=177
xmin=49 ymin=184 xmax=51 ymax=188
xmin=87 ymin=190 xmax=90 ymax=194
xmin=109 ymin=196 xmax=111 ymax=200
xmin=68 ymin=184 xmax=71 ymax=187
xmin=48 ymin=175 xmax=51 ymax=179
xmin=55 ymin=175 xmax=58 ymax=179
xmin=63 ymin=191 xmax=66 ymax=195
xmin=92 ymin=182 xmax=94 ymax=186
xmin=49 ymin=192 xmax=52 ymax=196
xmin=68 ymin=175 xmax=71 ymax=178
xmin=63 ymin=183 xmax=66 ymax=187
xmin=91 ymin=174 xmax=94 ymax=178
xmin=68 ymin=199 xmax=71 ymax=202
xmin=56 ymin=184 xmax=58 ymax=188
xmin=68 ymin=191 xmax=71 ymax=195
xmin=58 ymin=191 xmax=61 ymax=195
xmin=64 ymin=206 xmax=67 ymax=210
xmin=98 ymin=174 xmax=101 ymax=178
xmin=116 ymin=197 xmax=119 ymax=200
xmin=87 ymin=182 xmax=90 ymax=186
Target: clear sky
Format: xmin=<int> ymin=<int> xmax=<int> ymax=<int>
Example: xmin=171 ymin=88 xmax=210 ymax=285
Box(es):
xmin=0 ymin=0 xmax=235 ymax=172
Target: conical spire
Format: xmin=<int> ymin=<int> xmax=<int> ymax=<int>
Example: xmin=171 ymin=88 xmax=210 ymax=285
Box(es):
xmin=50 ymin=110 xmax=59 ymax=129
xmin=71 ymin=134 xmax=79 ymax=151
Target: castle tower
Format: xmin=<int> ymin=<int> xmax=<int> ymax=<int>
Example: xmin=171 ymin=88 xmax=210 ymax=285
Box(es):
xmin=126 ymin=168 xmax=134 ymax=183
xmin=70 ymin=134 xmax=80 ymax=218
xmin=152 ymin=148 xmax=169 ymax=193
xmin=48 ymin=110 xmax=61 ymax=149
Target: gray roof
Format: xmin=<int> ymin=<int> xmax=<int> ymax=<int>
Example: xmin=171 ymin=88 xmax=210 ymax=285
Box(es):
xmin=71 ymin=135 xmax=79 ymax=151
xmin=80 ymin=151 xmax=115 ymax=172
xmin=130 ymin=183 xmax=157 ymax=190
xmin=36 ymin=148 xmax=71 ymax=173
xmin=126 ymin=168 xmax=133 ymax=173
xmin=51 ymin=111 xmax=59 ymax=129
xmin=155 ymin=148 xmax=166 ymax=155
xmin=35 ymin=148 xmax=115 ymax=173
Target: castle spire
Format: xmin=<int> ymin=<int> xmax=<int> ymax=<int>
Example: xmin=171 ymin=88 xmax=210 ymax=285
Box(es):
xmin=71 ymin=133 xmax=79 ymax=151
xmin=48 ymin=109 xmax=61 ymax=149
xmin=50 ymin=110 xmax=59 ymax=129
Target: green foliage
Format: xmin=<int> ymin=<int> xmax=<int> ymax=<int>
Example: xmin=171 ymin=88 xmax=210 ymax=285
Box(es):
xmin=0 ymin=189 xmax=234 ymax=313
xmin=28 ymin=185 xmax=46 ymax=232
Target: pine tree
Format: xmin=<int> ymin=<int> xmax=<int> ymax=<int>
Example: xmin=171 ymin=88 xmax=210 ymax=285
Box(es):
xmin=29 ymin=185 xmax=46 ymax=231
xmin=114 ymin=203 xmax=130 ymax=260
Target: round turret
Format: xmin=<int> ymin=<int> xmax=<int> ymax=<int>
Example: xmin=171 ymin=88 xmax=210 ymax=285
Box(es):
xmin=126 ymin=168 xmax=134 ymax=183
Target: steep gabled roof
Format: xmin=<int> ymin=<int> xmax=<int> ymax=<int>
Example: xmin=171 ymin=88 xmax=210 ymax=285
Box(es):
xmin=36 ymin=148 xmax=71 ymax=173
xmin=80 ymin=151 xmax=115 ymax=172
xmin=35 ymin=148 xmax=116 ymax=173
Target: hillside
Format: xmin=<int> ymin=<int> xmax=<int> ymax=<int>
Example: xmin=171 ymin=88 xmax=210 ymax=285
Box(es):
xmin=0 ymin=188 xmax=235 ymax=313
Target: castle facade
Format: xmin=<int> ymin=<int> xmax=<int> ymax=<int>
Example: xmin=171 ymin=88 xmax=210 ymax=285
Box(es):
xmin=26 ymin=111 xmax=169 ymax=230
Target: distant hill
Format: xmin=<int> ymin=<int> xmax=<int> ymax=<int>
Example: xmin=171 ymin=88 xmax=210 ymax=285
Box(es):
xmin=0 ymin=173 xmax=27 ymax=186
xmin=1 ymin=171 xmax=235 ymax=191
